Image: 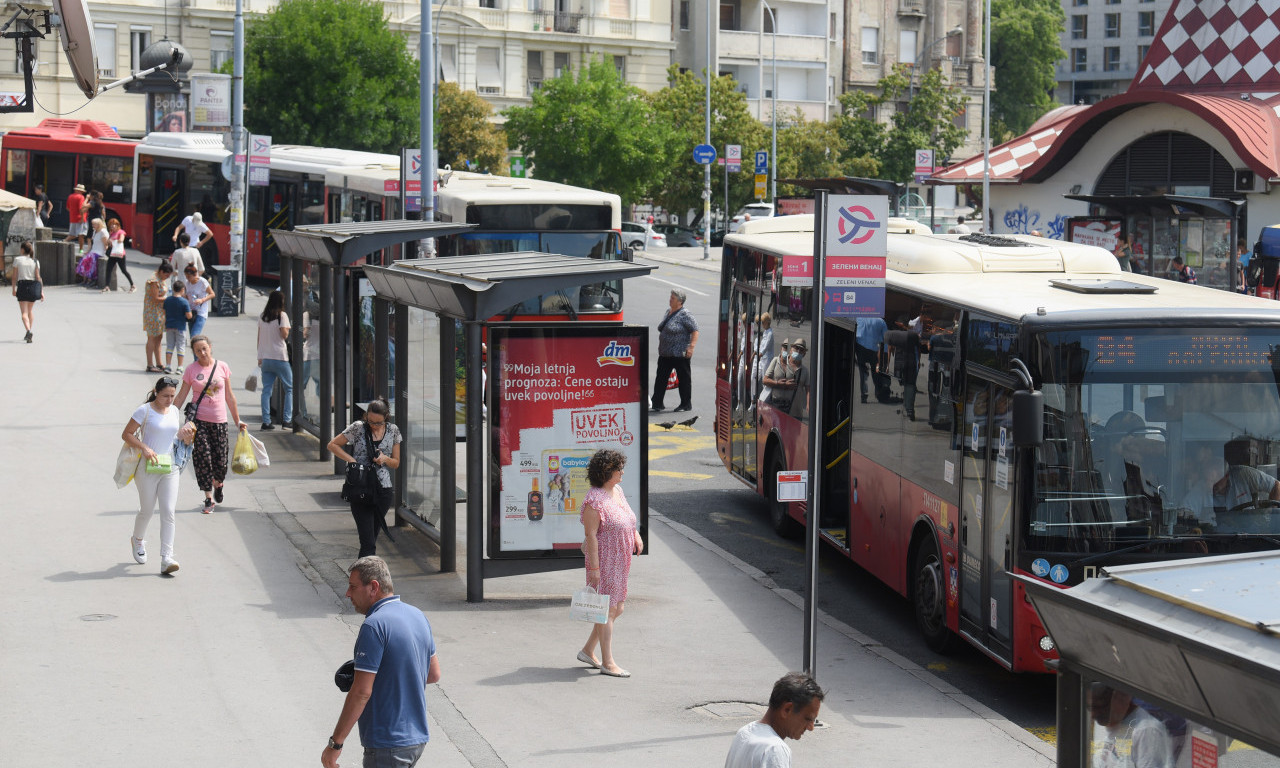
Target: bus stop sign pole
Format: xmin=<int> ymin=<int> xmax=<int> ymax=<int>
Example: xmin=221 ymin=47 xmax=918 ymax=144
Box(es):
xmin=803 ymin=190 xmax=827 ymax=676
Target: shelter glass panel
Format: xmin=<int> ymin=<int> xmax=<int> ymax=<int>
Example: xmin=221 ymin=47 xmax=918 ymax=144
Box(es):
xmin=403 ymin=307 xmax=443 ymax=529
xmin=301 ymin=264 xmax=320 ymax=423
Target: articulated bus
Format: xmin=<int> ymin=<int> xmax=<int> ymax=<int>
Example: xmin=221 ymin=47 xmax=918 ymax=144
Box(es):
xmin=718 ymin=214 xmax=1280 ymax=672
xmin=0 ymin=119 xmax=138 ymax=232
xmin=327 ymin=166 xmax=629 ymax=320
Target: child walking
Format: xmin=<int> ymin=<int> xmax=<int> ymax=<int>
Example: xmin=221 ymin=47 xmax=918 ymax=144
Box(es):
xmin=163 ymin=280 xmax=192 ymax=374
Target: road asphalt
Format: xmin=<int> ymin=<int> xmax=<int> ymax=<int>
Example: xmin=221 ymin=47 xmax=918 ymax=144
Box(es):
xmin=1 ymin=250 xmax=1055 ymax=767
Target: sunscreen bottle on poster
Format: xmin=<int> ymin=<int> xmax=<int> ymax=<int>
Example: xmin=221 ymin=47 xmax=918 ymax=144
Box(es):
xmin=527 ymin=477 xmax=544 ymax=521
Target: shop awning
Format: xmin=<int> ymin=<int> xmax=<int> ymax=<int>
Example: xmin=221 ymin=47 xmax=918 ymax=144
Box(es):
xmin=1063 ymin=193 xmax=1244 ymax=218
xmin=1020 ymin=552 xmax=1280 ymax=755
xmin=363 ymin=251 xmax=656 ymax=321
xmin=269 ymin=220 xmax=476 ymax=267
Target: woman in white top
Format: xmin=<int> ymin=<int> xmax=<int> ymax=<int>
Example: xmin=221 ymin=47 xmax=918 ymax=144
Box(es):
xmin=257 ymin=290 xmax=292 ymax=430
xmin=121 ymin=376 xmax=185 ymax=574
xmin=86 ymin=218 xmax=114 ymax=293
xmin=183 ymin=264 xmax=213 ymax=337
xmin=10 ymin=240 xmax=42 ymax=343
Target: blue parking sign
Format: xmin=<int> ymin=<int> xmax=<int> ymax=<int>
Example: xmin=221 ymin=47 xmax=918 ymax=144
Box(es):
xmin=755 ymin=151 xmax=768 ymax=174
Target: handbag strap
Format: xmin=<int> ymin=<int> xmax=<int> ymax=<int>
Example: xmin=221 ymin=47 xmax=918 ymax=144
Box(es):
xmin=189 ymin=360 xmax=218 ymax=417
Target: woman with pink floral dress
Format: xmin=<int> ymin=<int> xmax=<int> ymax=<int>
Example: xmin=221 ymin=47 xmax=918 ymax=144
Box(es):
xmin=577 ymin=449 xmax=643 ymax=678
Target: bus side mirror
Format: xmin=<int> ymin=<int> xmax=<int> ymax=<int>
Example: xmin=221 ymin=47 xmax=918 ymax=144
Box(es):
xmin=1012 ymin=390 xmax=1043 ymax=447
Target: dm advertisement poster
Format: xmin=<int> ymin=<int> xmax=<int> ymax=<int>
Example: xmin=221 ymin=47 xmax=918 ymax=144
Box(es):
xmin=489 ymin=325 xmax=648 ymax=559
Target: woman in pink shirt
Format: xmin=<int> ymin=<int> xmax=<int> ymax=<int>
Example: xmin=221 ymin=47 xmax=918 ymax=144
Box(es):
xmin=175 ymin=334 xmax=248 ymax=513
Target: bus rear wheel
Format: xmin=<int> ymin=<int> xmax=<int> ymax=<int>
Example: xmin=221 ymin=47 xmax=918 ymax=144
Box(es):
xmin=912 ymin=535 xmax=955 ymax=653
xmin=767 ymin=451 xmax=803 ymax=538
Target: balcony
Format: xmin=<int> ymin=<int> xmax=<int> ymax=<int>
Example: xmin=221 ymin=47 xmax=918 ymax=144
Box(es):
xmin=533 ymin=10 xmax=584 ymax=34
xmin=898 ymin=0 xmax=925 ymax=17
xmin=749 ymin=98 xmax=829 ymax=122
xmin=719 ymin=30 xmax=829 ymax=63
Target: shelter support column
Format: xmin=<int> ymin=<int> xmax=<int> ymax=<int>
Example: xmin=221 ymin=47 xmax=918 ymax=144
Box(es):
xmin=319 ymin=263 xmax=334 ymax=464
xmin=1057 ymin=666 xmax=1083 ymax=768
xmin=333 ymin=269 xmax=348 ymax=475
xmin=393 ymin=304 xmax=408 ymax=524
xmin=465 ymin=319 xmax=484 ymax=601
xmin=290 ymin=260 xmax=305 ymax=428
xmin=440 ymin=315 xmax=457 ymax=573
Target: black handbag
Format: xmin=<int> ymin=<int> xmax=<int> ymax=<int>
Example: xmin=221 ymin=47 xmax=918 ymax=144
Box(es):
xmin=334 ymin=659 xmax=355 ymax=692
xmin=340 ymin=421 xmax=380 ymax=502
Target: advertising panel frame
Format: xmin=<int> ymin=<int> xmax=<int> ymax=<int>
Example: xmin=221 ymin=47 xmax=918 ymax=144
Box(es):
xmin=488 ymin=323 xmax=649 ymax=561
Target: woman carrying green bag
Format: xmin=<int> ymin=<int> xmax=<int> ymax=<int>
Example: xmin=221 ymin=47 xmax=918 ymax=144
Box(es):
xmin=120 ymin=376 xmax=185 ymax=575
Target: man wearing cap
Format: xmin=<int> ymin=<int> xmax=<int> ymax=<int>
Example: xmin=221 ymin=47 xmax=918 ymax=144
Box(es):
xmin=652 ymin=289 xmax=699 ymax=413
xmin=173 ymin=210 xmax=213 ymax=253
xmin=64 ymin=183 xmax=87 ymax=250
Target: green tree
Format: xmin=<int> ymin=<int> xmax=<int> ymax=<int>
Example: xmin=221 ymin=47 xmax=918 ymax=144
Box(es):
xmin=242 ymin=0 xmax=419 ymax=153
xmin=502 ymin=58 xmax=672 ymax=206
xmin=648 ymin=65 xmax=768 ymax=223
xmin=991 ymin=0 xmax=1065 ymax=137
xmin=837 ymin=66 xmax=968 ymax=183
xmin=437 ymin=82 xmax=508 ymax=175
xmin=774 ymin=110 xmax=846 ymax=198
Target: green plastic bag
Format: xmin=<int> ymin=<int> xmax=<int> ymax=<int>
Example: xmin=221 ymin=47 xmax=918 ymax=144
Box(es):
xmin=144 ymin=453 xmax=173 ymax=475
xmin=231 ymin=430 xmax=259 ymax=475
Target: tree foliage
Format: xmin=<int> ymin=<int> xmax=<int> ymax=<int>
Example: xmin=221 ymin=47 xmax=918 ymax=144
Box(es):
xmin=837 ymin=66 xmax=969 ymax=183
xmin=502 ymin=58 xmax=672 ymax=206
xmin=991 ymin=0 xmax=1065 ymax=138
xmin=775 ymin=110 xmax=846 ymax=198
xmin=647 ymin=65 xmax=769 ymax=222
xmin=242 ymin=0 xmax=419 ymax=153
xmin=436 ymin=82 xmax=508 ymax=175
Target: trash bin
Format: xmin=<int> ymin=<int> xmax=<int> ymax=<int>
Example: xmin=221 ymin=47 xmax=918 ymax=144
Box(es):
xmin=34 ymin=241 xmax=75 ymax=285
xmin=206 ymin=264 xmax=241 ymax=316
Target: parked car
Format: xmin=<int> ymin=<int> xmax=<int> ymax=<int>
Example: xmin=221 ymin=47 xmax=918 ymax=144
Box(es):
xmin=651 ymin=223 xmax=701 ymax=247
xmin=728 ymin=203 xmax=774 ymax=233
xmin=621 ymin=221 xmax=667 ymax=249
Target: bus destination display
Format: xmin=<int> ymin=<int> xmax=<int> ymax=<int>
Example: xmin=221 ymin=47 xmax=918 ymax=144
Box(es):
xmin=1084 ymin=333 xmax=1279 ymax=371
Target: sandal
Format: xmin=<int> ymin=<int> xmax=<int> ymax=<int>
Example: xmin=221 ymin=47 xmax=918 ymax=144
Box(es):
xmin=146 ymin=365 xmax=161 ymax=373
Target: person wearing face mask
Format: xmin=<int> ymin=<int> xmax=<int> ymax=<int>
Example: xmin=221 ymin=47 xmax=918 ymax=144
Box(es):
xmin=786 ymin=339 xmax=811 ymax=421
xmin=761 ymin=339 xmax=795 ymax=411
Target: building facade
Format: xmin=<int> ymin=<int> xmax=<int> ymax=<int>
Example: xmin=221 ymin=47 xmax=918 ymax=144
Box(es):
xmin=0 ymin=0 xmax=674 ymax=136
xmin=1054 ymin=0 xmax=1171 ymax=105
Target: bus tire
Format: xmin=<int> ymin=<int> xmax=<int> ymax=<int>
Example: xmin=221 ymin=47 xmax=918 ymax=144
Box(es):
xmin=912 ymin=534 xmax=955 ymax=653
xmin=767 ymin=450 xmax=802 ymax=538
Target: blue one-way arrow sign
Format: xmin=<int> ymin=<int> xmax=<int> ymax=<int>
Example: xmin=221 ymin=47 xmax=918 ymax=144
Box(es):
xmin=693 ymin=144 xmax=717 ymax=164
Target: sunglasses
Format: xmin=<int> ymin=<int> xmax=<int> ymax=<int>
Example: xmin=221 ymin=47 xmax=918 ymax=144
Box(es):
xmin=158 ymin=377 xmax=179 ymax=388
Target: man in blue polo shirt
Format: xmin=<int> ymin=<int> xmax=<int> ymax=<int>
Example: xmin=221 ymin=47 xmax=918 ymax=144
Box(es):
xmin=322 ymin=556 xmax=441 ymax=768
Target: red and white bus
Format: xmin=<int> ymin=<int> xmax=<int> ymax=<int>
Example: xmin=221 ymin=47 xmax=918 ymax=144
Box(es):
xmin=719 ymin=215 xmax=1280 ymax=672
xmin=0 ymin=119 xmax=138 ymax=233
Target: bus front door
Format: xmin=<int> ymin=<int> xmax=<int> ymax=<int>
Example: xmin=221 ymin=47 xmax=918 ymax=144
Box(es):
xmin=728 ymin=288 xmax=762 ymax=482
xmin=958 ymin=377 xmax=1015 ymax=663
xmin=152 ymin=167 xmax=184 ymax=257
xmin=261 ymin=181 xmax=297 ymax=275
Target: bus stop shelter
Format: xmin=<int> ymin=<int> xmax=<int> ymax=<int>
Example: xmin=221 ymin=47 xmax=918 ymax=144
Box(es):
xmin=362 ymin=252 xmax=655 ymax=600
xmin=269 ymin=220 xmax=475 ymax=459
xmin=1021 ymin=552 xmax=1280 ymax=768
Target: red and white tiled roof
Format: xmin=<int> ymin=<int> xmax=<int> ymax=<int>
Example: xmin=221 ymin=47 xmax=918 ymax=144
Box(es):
xmin=932 ymin=115 xmax=1075 ymax=184
xmin=1133 ymin=0 xmax=1280 ymax=92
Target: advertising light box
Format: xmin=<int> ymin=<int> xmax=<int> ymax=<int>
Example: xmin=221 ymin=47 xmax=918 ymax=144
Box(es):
xmin=488 ymin=324 xmax=648 ymax=559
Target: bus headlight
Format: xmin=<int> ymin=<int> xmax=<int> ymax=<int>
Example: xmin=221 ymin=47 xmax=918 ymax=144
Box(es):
xmin=1038 ymin=635 xmax=1056 ymax=653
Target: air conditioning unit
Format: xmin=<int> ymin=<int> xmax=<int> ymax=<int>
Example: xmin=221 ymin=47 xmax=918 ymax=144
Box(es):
xmin=1236 ymin=168 xmax=1261 ymax=193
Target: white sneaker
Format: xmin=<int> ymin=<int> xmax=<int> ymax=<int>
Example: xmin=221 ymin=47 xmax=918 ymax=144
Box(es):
xmin=131 ymin=536 xmax=147 ymax=564
xmin=161 ymin=558 xmax=180 ymax=575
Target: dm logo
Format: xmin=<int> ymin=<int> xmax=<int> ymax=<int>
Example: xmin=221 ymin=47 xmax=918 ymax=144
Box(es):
xmin=596 ymin=340 xmax=635 ymax=367
xmin=836 ymin=205 xmax=880 ymax=245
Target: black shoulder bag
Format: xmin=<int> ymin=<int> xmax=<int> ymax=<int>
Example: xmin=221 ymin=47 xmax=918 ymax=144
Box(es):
xmin=341 ymin=421 xmax=380 ymax=503
xmin=184 ymin=360 xmax=218 ymax=422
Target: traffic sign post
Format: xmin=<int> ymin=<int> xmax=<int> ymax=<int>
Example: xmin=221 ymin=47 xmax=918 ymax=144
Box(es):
xmin=693 ymin=144 xmax=717 ymax=165
xmin=754 ymin=174 xmax=766 ymax=200
xmin=755 ymin=150 xmax=768 ymax=174
xmin=726 ymin=144 xmax=741 ymax=172
xmin=823 ymin=195 xmax=889 ymax=318
xmin=914 ymin=148 xmax=934 ymax=184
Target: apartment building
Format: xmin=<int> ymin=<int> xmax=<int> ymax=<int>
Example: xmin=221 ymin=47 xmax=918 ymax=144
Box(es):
xmin=1055 ymin=0 xmax=1170 ymax=105
xmin=0 ymin=0 xmax=674 ymax=135
xmin=674 ymin=0 xmax=842 ymax=123
xmin=842 ymin=0 xmax=987 ymax=162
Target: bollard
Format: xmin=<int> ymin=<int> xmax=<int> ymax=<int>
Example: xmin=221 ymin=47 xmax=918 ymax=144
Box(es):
xmin=96 ymin=255 xmax=118 ymax=291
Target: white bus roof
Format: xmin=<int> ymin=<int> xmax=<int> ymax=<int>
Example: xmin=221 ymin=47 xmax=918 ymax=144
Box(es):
xmin=135 ymin=132 xmax=229 ymax=163
xmin=725 ymin=216 xmax=1280 ymax=321
xmin=437 ymin=170 xmax=621 ymax=208
xmin=325 ymin=163 xmax=400 ymax=196
xmin=270 ymin=145 xmax=397 ymax=175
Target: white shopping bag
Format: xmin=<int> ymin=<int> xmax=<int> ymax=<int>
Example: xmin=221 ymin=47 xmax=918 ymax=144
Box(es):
xmin=247 ymin=433 xmax=270 ymax=467
xmin=569 ymin=586 xmax=610 ymax=624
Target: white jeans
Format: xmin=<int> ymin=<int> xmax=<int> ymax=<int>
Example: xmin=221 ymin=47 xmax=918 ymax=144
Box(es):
xmin=133 ymin=469 xmax=179 ymax=560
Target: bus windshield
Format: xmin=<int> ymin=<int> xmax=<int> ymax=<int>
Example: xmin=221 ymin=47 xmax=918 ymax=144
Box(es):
xmin=1031 ymin=328 xmax=1280 ymax=556
xmin=442 ymin=231 xmax=623 ymax=316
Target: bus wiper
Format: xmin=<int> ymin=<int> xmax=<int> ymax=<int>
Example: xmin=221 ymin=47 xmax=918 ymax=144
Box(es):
xmin=555 ymin=291 xmax=578 ymax=321
xmin=1062 ymin=536 xmax=1211 ymax=568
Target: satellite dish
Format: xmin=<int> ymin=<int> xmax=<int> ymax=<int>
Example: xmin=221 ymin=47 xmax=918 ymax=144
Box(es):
xmin=50 ymin=0 xmax=99 ymax=98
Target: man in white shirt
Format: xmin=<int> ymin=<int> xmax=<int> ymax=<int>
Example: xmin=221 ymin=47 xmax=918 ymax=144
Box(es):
xmin=948 ymin=215 xmax=971 ymax=235
xmin=169 ymin=232 xmax=205 ymax=277
xmin=172 ymin=211 xmax=213 ymax=251
xmin=1088 ymin=684 xmax=1173 ymax=768
xmin=725 ymin=673 xmax=825 ymax=768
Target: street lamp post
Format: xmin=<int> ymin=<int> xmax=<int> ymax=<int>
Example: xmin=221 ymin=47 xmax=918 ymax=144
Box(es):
xmin=910 ymin=26 xmax=961 ymax=232
xmin=762 ymin=0 xmax=777 ymax=206
xmin=702 ymin=0 xmax=712 ymax=260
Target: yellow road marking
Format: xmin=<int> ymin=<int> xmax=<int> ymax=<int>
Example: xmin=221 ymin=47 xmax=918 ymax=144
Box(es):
xmin=1026 ymin=727 xmax=1056 ymax=745
xmin=650 ymin=470 xmax=714 ymax=480
xmin=648 ymin=432 xmax=716 ymax=460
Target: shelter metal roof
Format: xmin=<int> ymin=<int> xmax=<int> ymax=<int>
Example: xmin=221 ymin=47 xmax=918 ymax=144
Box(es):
xmin=269 ymin=220 xmax=475 ymax=267
xmin=1020 ymin=552 xmax=1280 ymax=755
xmin=1064 ymin=193 xmax=1244 ymax=218
xmin=362 ymin=252 xmax=657 ymax=320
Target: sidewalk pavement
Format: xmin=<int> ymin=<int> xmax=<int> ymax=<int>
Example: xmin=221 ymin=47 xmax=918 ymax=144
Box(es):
xmin=1 ymin=251 xmax=1055 ymax=767
xmin=633 ymin=245 xmax=723 ymax=274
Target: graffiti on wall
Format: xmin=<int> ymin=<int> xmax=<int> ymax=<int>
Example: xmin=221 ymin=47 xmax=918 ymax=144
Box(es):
xmin=1001 ymin=203 xmax=1068 ymax=239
